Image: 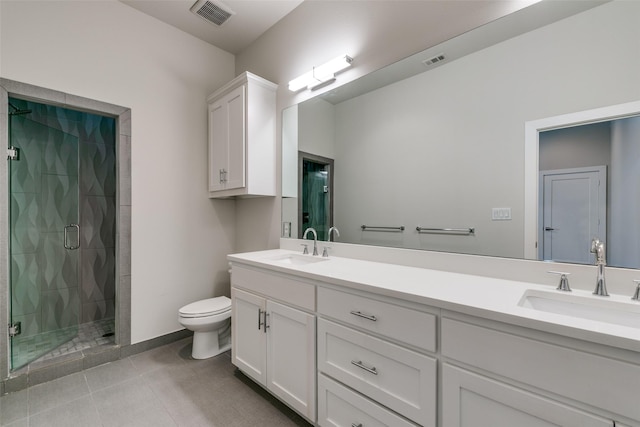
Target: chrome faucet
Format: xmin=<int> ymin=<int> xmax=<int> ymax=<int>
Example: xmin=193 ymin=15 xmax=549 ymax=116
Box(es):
xmin=302 ymin=227 xmax=318 ymax=256
xmin=590 ymin=238 xmax=609 ymax=296
xmin=327 ymin=226 xmax=340 ymax=242
xmin=323 ymin=226 xmax=340 ymax=257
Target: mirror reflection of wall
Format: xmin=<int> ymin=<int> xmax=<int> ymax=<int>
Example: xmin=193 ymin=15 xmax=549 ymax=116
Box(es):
xmin=281 ymin=1 xmax=640 ymax=268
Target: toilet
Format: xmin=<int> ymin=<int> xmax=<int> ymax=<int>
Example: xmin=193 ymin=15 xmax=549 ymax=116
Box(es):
xmin=178 ymin=296 xmax=232 ymax=359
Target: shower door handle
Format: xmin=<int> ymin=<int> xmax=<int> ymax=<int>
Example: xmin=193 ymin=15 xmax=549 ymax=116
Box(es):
xmin=64 ymin=224 xmax=80 ymax=250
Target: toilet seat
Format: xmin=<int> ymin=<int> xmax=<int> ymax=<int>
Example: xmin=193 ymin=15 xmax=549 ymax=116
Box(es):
xmin=179 ymin=296 xmax=231 ymax=318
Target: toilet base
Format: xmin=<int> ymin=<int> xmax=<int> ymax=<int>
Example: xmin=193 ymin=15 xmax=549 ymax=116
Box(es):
xmin=191 ymin=329 xmax=231 ymax=359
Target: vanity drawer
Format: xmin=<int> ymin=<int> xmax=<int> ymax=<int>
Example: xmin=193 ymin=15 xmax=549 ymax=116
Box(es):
xmin=318 ymin=319 xmax=436 ymax=427
xmin=441 ymin=317 xmax=640 ymax=422
xmin=318 ymin=373 xmax=418 ymax=427
xmin=317 ymin=286 xmax=436 ymax=352
xmin=231 ymin=265 xmax=315 ymax=311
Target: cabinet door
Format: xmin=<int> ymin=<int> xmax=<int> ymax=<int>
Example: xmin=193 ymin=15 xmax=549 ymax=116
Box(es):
xmin=442 ymin=364 xmax=612 ymax=427
xmin=231 ymin=287 xmax=266 ymax=385
xmin=209 ymin=85 xmax=245 ymax=192
xmin=225 ymin=85 xmax=245 ymax=190
xmin=266 ymin=300 xmax=316 ymax=421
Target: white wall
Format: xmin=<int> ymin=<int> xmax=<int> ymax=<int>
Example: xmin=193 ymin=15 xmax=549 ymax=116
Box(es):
xmin=0 ymin=1 xmax=236 ymax=343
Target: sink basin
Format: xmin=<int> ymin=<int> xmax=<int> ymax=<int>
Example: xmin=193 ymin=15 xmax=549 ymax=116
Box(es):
xmin=266 ymin=253 xmax=329 ymax=266
xmin=518 ymin=289 xmax=640 ymax=329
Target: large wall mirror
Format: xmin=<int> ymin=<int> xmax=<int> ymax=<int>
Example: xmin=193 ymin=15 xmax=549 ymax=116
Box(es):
xmin=281 ymin=0 xmax=640 ymax=269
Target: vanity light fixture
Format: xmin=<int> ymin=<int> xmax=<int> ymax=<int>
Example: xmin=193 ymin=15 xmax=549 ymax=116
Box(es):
xmin=288 ymin=54 xmax=353 ymax=92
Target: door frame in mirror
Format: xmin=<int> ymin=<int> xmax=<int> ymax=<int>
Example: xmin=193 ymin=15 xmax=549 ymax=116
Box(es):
xmin=298 ymin=151 xmax=335 ymax=239
xmin=524 ymin=100 xmax=640 ymax=260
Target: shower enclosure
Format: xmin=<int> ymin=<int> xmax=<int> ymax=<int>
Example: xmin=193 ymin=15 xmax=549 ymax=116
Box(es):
xmin=7 ymin=97 xmax=116 ymax=370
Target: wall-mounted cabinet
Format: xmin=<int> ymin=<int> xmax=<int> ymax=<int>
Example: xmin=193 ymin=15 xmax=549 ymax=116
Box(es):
xmin=207 ymin=72 xmax=277 ymax=198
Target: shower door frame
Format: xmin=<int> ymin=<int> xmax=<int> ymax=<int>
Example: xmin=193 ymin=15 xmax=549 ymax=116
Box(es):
xmin=0 ymin=79 xmax=132 ymax=380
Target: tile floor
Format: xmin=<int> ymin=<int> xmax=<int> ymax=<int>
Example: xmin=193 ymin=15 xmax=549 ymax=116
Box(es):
xmin=0 ymin=337 xmax=312 ymax=427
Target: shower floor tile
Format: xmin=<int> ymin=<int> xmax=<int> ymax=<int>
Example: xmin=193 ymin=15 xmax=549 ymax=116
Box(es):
xmin=11 ymin=319 xmax=115 ymax=370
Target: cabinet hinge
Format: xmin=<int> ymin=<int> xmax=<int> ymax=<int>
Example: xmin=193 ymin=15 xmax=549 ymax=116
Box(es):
xmin=8 ymin=322 xmax=21 ymax=337
xmin=7 ymin=146 xmax=19 ymax=161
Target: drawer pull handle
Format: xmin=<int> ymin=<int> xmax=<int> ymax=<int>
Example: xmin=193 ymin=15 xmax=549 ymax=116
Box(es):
xmin=351 ymin=360 xmax=378 ymax=375
xmin=350 ymin=310 xmax=377 ymax=321
xmin=352 ymin=424 xmax=363 ymax=427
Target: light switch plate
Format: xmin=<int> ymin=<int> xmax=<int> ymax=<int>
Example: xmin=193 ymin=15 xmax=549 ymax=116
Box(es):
xmin=492 ymin=207 xmax=512 ymax=221
xmin=282 ymin=222 xmax=291 ymax=237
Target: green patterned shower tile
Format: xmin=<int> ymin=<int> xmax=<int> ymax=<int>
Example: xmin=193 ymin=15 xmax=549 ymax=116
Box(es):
xmin=81 ymin=196 xmax=116 ymax=249
xmin=80 ymin=142 xmax=116 ymax=196
xmin=9 ymin=121 xmax=44 ymax=195
xmin=41 ymin=173 xmax=79 ymax=232
xmin=10 ymin=253 xmax=41 ymax=316
xmin=41 ymin=287 xmax=80 ymax=332
xmin=40 ymin=231 xmax=78 ymax=291
xmin=42 ymin=130 xmax=78 ymax=176
xmin=10 ymin=192 xmax=41 ymax=254
xmin=80 ymin=248 xmax=116 ymax=303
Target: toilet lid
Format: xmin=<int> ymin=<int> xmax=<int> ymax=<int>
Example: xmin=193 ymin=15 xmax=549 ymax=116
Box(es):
xmin=179 ymin=296 xmax=231 ymax=318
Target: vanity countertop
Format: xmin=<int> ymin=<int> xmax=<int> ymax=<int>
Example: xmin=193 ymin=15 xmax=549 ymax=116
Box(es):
xmin=228 ymin=249 xmax=640 ymax=353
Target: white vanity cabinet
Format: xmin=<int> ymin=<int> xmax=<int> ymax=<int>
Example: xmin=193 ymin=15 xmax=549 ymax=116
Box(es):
xmin=230 ymin=266 xmax=316 ymax=421
xmin=228 ymin=251 xmax=640 ymax=427
xmin=316 ymin=286 xmax=437 ymax=427
xmin=441 ymin=315 xmax=639 ymax=427
xmin=207 ymin=72 xmax=277 ymax=198
xmin=442 ymin=364 xmax=611 ymax=427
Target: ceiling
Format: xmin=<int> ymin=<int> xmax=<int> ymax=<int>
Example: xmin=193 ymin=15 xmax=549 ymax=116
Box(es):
xmin=119 ymin=0 xmax=304 ymax=55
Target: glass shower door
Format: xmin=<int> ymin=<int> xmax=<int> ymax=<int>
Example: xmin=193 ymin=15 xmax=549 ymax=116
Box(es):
xmin=9 ymin=114 xmax=80 ymax=370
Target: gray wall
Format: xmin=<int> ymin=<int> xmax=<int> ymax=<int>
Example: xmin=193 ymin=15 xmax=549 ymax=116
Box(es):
xmin=539 ymin=122 xmax=611 ymax=171
xmin=610 ymin=116 xmax=640 ymax=268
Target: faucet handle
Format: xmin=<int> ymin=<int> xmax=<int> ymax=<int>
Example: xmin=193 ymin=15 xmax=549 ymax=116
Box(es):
xmin=322 ymin=246 xmax=331 ymax=258
xmin=300 ymin=244 xmax=309 ymax=255
xmin=632 ymin=280 xmax=640 ymax=301
xmin=548 ymin=271 xmax=572 ymax=292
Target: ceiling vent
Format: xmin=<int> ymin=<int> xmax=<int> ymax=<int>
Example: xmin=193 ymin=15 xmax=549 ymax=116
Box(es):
xmin=190 ymin=0 xmax=235 ymax=27
xmin=422 ymin=53 xmax=446 ymax=67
